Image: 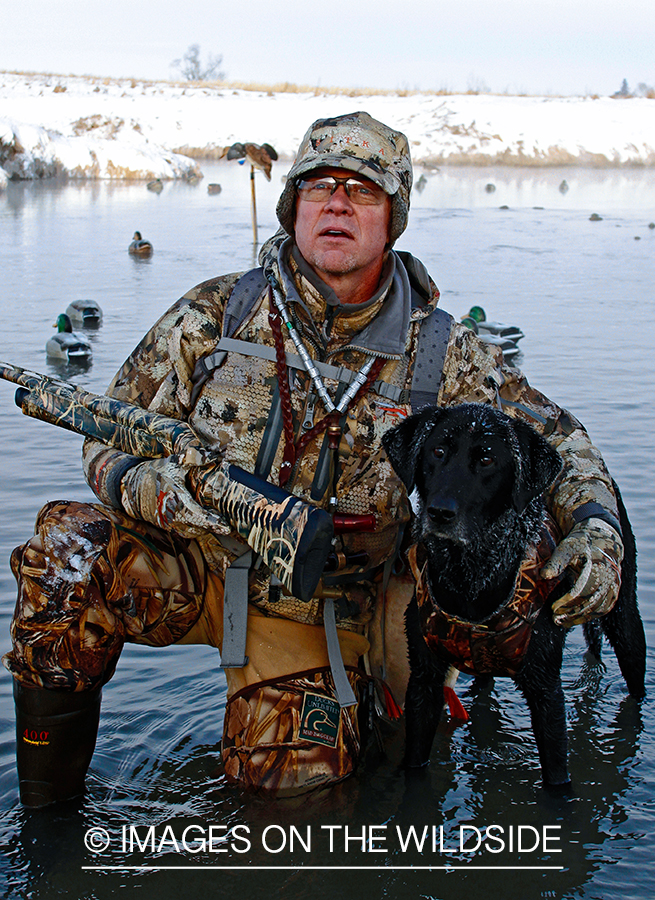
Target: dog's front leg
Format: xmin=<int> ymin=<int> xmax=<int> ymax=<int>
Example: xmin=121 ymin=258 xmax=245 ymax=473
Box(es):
xmin=514 ymin=613 xmax=571 ymax=789
xmin=403 ymin=596 xmax=451 ymax=767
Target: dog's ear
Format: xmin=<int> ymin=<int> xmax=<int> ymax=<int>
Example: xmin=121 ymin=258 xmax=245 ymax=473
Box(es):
xmin=511 ymin=418 xmax=563 ymax=513
xmin=382 ymin=408 xmax=440 ymax=491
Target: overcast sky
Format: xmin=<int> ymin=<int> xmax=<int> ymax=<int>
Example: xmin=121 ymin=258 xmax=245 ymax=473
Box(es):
xmin=3 ymin=0 xmax=653 ymax=97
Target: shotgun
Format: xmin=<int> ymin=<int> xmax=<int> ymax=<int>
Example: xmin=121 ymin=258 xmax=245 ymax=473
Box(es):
xmin=0 ymin=360 xmax=335 ymax=602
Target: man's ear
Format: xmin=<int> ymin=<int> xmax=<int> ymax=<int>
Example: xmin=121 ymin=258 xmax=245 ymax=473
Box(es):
xmin=382 ymin=407 xmax=442 ymax=492
xmin=511 ymin=418 xmax=563 ymax=512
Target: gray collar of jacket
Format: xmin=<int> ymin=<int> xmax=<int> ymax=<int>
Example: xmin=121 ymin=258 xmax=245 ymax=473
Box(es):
xmin=278 ymin=237 xmax=412 ymax=359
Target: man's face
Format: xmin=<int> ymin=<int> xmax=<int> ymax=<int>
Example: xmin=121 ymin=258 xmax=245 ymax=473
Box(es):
xmin=293 ymin=167 xmax=392 ymax=293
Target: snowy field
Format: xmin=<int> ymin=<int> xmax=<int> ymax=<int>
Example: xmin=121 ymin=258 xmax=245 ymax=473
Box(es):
xmin=1 ymin=70 xmax=655 ymax=186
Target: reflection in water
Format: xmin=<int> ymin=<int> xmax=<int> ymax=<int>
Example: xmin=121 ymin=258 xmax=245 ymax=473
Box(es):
xmin=0 ymin=163 xmax=654 ymax=900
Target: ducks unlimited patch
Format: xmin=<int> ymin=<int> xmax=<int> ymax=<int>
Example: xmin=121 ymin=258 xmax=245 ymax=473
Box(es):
xmin=299 ymin=692 xmax=341 ymax=747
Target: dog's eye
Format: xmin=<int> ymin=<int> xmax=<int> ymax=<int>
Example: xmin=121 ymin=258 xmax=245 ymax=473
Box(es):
xmin=432 ymin=447 xmax=445 ymax=459
xmin=479 ymin=454 xmax=495 ymax=467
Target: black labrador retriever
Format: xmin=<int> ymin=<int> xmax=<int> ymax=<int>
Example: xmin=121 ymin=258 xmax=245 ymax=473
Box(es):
xmin=382 ymin=403 xmax=646 ymax=788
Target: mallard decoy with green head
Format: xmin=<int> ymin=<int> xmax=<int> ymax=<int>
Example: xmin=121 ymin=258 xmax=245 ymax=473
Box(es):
xmin=46 ymin=314 xmax=93 ymax=362
xmin=465 ymin=305 xmax=525 ymax=342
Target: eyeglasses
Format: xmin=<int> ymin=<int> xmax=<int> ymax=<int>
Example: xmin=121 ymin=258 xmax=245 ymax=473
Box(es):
xmin=296 ymin=175 xmax=387 ymax=206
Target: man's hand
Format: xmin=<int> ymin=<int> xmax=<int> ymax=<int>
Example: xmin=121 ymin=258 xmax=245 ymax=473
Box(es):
xmin=120 ymin=455 xmax=230 ymax=540
xmin=541 ymin=518 xmax=623 ymax=628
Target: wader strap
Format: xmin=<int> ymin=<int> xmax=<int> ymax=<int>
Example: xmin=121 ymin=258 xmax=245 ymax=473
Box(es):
xmin=190 ymin=268 xmax=268 ymax=407
xmin=409 ymin=307 xmax=453 ymax=412
xmin=221 ymin=267 xmax=267 ymax=338
xmin=220 ymin=549 xmax=252 ymax=668
xmin=323 ymin=597 xmax=357 ymax=708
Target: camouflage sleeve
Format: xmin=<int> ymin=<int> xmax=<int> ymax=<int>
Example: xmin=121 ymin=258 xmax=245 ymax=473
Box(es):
xmin=438 ymin=322 xmax=618 ymax=535
xmin=82 ymin=273 xmax=242 ymax=505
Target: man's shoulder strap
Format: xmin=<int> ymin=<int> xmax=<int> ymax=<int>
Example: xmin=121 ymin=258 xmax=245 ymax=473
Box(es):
xmin=410 ymin=306 xmax=453 ymax=412
xmin=221 ymin=267 xmax=268 ymax=339
xmin=190 ymin=267 xmax=268 ymax=406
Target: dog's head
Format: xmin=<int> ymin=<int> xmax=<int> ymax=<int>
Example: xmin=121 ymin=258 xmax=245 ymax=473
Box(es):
xmin=382 ymin=403 xmax=563 ymax=548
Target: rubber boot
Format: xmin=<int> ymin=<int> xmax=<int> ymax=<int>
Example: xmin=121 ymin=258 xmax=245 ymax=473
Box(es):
xmin=14 ymin=680 xmax=102 ymax=808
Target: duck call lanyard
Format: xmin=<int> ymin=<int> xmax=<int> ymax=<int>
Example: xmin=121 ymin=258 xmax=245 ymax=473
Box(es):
xmin=267 ymin=285 xmax=384 ymax=496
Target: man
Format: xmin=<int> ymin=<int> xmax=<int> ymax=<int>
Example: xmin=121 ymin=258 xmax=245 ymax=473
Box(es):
xmin=4 ymin=111 xmax=624 ymax=805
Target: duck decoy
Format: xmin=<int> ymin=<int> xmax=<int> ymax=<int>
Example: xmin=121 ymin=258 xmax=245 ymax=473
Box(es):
xmin=207 ymin=183 xmax=222 ymax=195
xmin=461 ymin=315 xmax=521 ymax=361
xmin=128 ymin=231 xmax=153 ymax=256
xmin=414 ymin=174 xmax=428 ymax=194
xmin=559 ymin=179 xmax=569 ymax=194
xmin=465 ymin=305 xmax=525 ymax=343
xmin=225 ymin=141 xmax=278 ymax=242
xmin=226 ymin=142 xmax=277 ymax=181
xmin=147 ymin=179 xmax=164 ymax=193
xmin=46 ymin=314 xmax=93 ymax=362
xmin=65 ymin=300 xmax=103 ymax=328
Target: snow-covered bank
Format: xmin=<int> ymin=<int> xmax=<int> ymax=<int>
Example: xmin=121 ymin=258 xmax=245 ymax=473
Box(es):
xmin=1 ymin=70 xmax=655 ymax=182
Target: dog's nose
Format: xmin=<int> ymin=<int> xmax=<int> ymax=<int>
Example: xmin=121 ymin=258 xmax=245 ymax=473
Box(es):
xmin=427 ymin=502 xmax=458 ymax=526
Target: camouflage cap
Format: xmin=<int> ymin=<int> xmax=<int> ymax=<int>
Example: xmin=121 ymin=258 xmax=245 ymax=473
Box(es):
xmin=276 ymin=111 xmax=413 ymax=244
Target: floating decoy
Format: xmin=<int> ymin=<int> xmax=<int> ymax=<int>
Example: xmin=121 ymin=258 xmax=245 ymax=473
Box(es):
xmin=207 ymin=183 xmax=222 ymax=195
xmin=46 ymin=314 xmax=93 ymax=362
xmin=415 ymin=174 xmax=428 ymax=193
xmin=559 ymin=179 xmax=569 ymax=194
xmin=485 ymin=183 xmax=496 ymax=193
xmin=147 ymin=179 xmax=164 ymax=193
xmin=589 ymin=213 xmax=603 ymax=221
xmin=65 ymin=300 xmax=103 ymax=327
xmin=128 ymin=231 xmax=153 ymax=256
xmin=466 ymin=305 xmax=525 ymax=343
xmin=461 ymin=315 xmax=521 ymax=361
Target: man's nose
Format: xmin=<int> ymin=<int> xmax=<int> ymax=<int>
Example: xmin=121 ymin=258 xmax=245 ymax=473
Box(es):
xmin=324 ymin=183 xmax=353 ymax=212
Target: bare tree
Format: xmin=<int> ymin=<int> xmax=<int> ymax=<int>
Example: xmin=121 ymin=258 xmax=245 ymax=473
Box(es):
xmin=171 ymin=44 xmax=225 ymax=82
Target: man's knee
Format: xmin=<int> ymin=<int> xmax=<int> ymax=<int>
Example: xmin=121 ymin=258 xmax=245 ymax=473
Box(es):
xmin=11 ymin=499 xmax=114 ymax=582
xmin=5 ymin=498 xmax=209 ymax=690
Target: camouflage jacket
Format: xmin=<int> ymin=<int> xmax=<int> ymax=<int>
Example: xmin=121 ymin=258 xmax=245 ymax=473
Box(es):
xmin=83 ymin=240 xmax=618 ymax=622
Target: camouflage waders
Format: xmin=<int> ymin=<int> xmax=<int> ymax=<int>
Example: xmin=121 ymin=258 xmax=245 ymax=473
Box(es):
xmin=5 ymin=500 xmax=374 ymax=796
